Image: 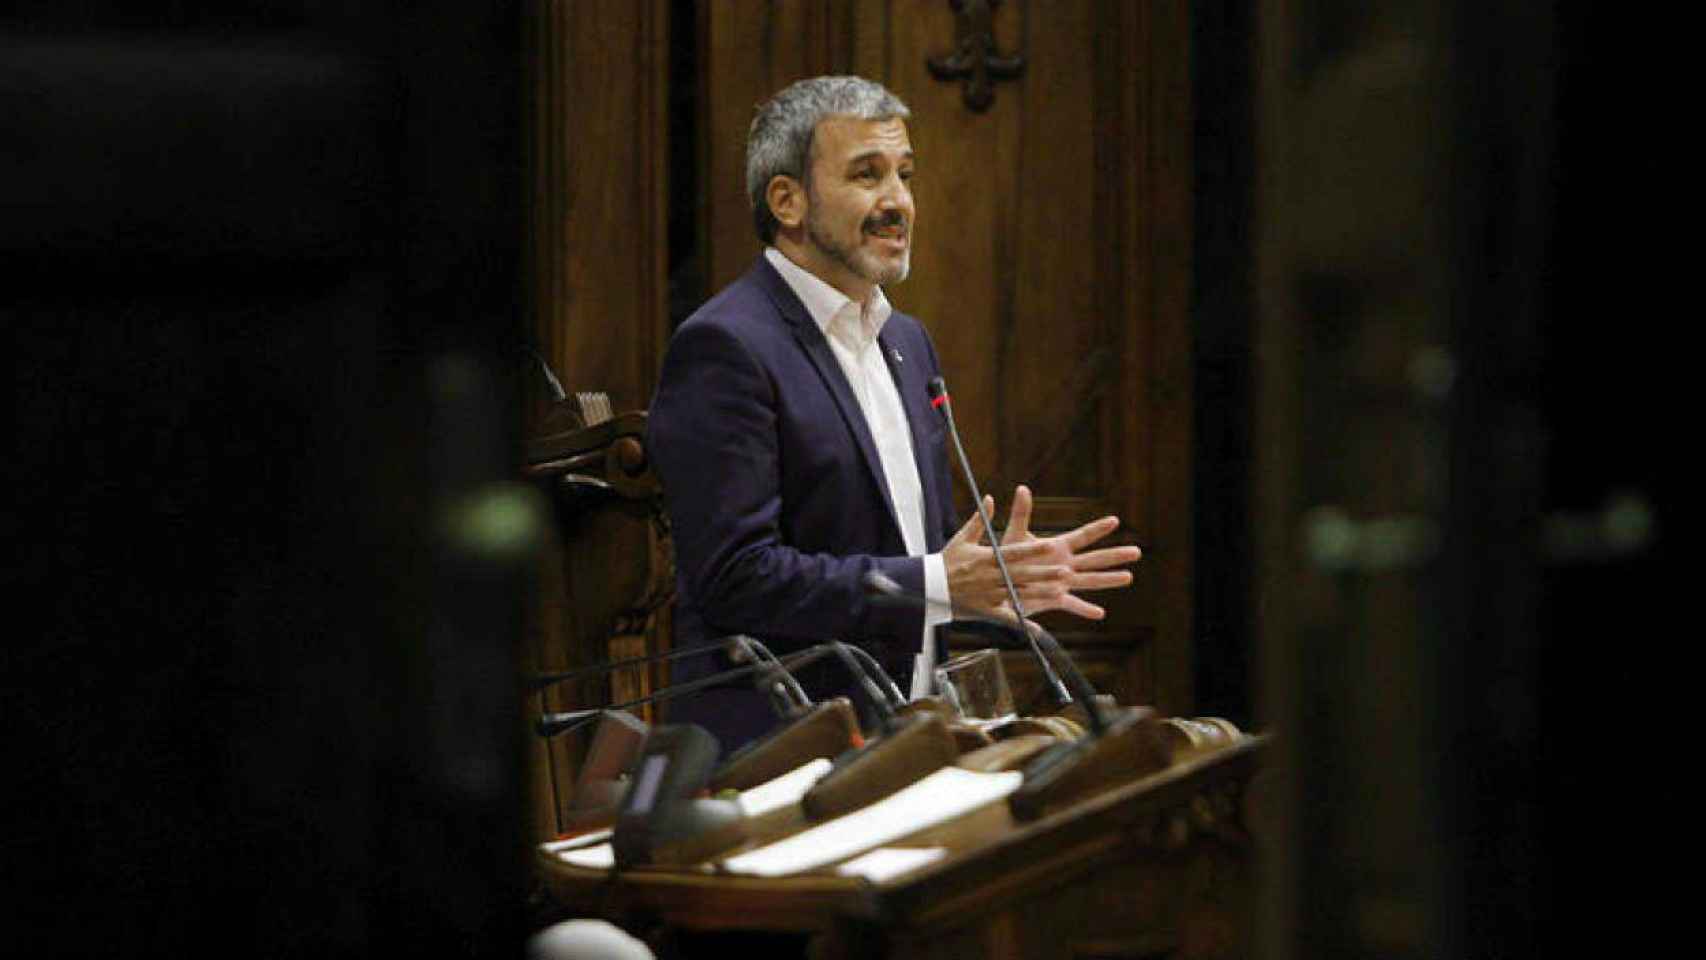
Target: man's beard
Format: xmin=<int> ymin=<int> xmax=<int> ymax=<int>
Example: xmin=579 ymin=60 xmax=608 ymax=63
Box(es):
xmin=805 ymin=201 xmax=911 ymax=288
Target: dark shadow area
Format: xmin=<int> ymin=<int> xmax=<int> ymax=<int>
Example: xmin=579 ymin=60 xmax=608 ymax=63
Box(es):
xmin=7 ymin=4 xmax=533 ymax=956
xmin=1192 ymin=3 xmax=1255 ymax=728
xmin=665 ymin=0 xmax=704 ymax=332
xmin=1526 ymin=2 xmax=1683 ymax=952
xmin=1428 ymin=2 xmax=1684 ymax=953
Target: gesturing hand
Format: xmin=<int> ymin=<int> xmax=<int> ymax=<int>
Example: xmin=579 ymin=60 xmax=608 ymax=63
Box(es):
xmin=942 ymin=484 xmax=1142 ymax=620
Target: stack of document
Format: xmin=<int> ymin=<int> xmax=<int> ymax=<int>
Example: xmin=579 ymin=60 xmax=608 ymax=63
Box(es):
xmin=537 ymin=762 xmax=1019 ymax=877
xmin=719 ymin=766 xmax=1021 ymax=877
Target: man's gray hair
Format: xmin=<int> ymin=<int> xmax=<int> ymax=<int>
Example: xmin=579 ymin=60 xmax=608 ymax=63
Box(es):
xmin=745 ymin=76 xmax=911 ymax=244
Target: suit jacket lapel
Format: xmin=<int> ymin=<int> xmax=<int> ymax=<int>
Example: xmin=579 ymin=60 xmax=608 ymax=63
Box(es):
xmin=879 ymin=328 xmax=949 ymax=551
xmin=754 ymin=259 xmax=904 ymax=541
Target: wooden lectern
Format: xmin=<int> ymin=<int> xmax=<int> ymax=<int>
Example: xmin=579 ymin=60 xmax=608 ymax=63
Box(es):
xmin=523 ymin=396 xmax=1266 ymax=956
xmin=536 ymin=733 xmax=1267 ymax=960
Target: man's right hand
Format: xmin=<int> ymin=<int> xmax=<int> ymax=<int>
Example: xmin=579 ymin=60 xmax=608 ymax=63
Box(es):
xmin=941 ymin=484 xmax=1142 ymax=621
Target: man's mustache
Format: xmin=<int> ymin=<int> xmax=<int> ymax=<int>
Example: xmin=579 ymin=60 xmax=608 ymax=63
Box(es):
xmin=863 ymin=210 xmax=909 ymax=233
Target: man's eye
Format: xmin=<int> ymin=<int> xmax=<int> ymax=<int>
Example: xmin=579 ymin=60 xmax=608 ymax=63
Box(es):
xmin=899 ymin=169 xmax=915 ymax=182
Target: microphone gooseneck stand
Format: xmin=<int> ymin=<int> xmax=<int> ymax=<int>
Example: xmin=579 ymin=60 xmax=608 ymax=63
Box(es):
xmin=926 ymin=376 xmax=1075 ymax=716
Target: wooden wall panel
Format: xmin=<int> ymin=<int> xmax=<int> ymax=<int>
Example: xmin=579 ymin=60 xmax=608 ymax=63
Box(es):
xmin=526 ymin=0 xmax=672 ymax=838
xmin=880 ymin=2 xmax=1019 ymax=499
xmin=533 ymin=0 xmax=671 ymax=415
xmin=1007 ymin=0 xmax=1101 ymax=499
xmin=700 ymin=0 xmax=858 ymax=292
xmin=698 ymin=1 xmax=1195 ymax=714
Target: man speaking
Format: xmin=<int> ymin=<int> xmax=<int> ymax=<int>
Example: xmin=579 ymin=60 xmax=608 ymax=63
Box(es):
xmin=647 ymin=76 xmax=1140 ymax=755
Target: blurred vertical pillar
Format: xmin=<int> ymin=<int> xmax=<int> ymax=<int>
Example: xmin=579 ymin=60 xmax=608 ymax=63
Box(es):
xmin=1253 ymin=2 xmax=1558 ymax=957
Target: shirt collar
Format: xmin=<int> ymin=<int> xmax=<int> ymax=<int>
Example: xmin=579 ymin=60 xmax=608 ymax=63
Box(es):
xmin=765 ymin=247 xmax=891 ymax=348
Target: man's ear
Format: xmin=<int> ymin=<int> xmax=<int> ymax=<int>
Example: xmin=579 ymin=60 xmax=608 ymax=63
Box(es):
xmin=766 ymin=175 xmax=805 ymax=230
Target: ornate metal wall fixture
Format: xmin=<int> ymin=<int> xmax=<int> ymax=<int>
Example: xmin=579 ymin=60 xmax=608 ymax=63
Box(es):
xmin=926 ymin=0 xmax=1025 ymax=113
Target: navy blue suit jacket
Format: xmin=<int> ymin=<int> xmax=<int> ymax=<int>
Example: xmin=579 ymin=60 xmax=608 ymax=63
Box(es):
xmin=646 ymin=254 xmax=959 ymax=755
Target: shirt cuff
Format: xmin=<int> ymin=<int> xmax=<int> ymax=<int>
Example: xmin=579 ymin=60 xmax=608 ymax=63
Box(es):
xmin=910 ymin=553 xmax=953 ymax=698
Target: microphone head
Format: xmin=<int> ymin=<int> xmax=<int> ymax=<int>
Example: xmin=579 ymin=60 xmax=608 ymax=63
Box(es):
xmin=926 ymin=376 xmax=947 ymax=400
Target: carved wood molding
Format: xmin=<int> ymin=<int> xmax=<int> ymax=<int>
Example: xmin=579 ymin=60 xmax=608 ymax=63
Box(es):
xmin=926 ymin=0 xmax=1025 ymax=113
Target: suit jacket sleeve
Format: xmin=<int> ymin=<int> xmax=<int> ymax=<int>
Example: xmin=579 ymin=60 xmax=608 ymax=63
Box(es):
xmin=647 ymin=319 xmax=927 ymax=649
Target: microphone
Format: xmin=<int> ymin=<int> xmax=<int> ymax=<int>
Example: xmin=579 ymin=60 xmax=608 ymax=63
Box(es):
xmin=828 ymin=640 xmax=900 ymax=733
xmin=536 ymin=644 xmax=880 ymax=799
xmin=862 ymin=569 xmax=1168 ymax=819
xmin=528 ymin=636 xmax=777 ymax=692
xmin=862 ymin=570 xmax=1113 ymax=736
xmin=726 ymin=634 xmax=813 ymax=718
xmin=798 ymin=708 xmax=959 ymax=822
xmin=926 ymin=377 xmax=1072 ymax=709
xmin=709 ymin=640 xmax=913 ymax=793
xmin=531 ymin=635 xmax=815 ymax=726
xmin=838 ymin=642 xmax=907 ymax=712
xmin=534 ymin=645 xmax=843 ymax=739
xmin=536 ymin=639 xmax=954 ymax=820
xmin=707 ymin=697 xmax=861 ymax=793
xmin=783 ymin=639 xmax=961 ymax=822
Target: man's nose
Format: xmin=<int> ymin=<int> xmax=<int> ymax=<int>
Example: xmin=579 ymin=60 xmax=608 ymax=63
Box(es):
xmin=878 ymin=174 xmax=912 ymax=214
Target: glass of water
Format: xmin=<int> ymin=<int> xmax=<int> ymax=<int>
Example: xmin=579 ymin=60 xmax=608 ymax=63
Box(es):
xmin=933 ymin=648 xmax=1015 ymax=721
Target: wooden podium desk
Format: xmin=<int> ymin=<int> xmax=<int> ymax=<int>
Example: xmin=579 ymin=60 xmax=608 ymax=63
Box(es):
xmin=535 ymin=735 xmax=1267 ymax=960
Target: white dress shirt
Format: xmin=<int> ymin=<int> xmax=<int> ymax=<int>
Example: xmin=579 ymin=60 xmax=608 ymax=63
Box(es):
xmin=765 ymin=247 xmax=950 ymax=697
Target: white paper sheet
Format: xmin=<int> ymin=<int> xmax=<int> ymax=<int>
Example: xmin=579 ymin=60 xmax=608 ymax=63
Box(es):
xmin=834 ymin=846 xmax=947 ymax=883
xmin=735 ymin=758 xmax=834 ymax=818
xmin=537 ymin=759 xmax=836 ymax=873
xmin=719 ymin=766 xmax=1021 ymax=878
xmin=540 ymin=829 xmax=613 ymax=855
xmin=552 ymin=842 xmax=616 ymax=869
